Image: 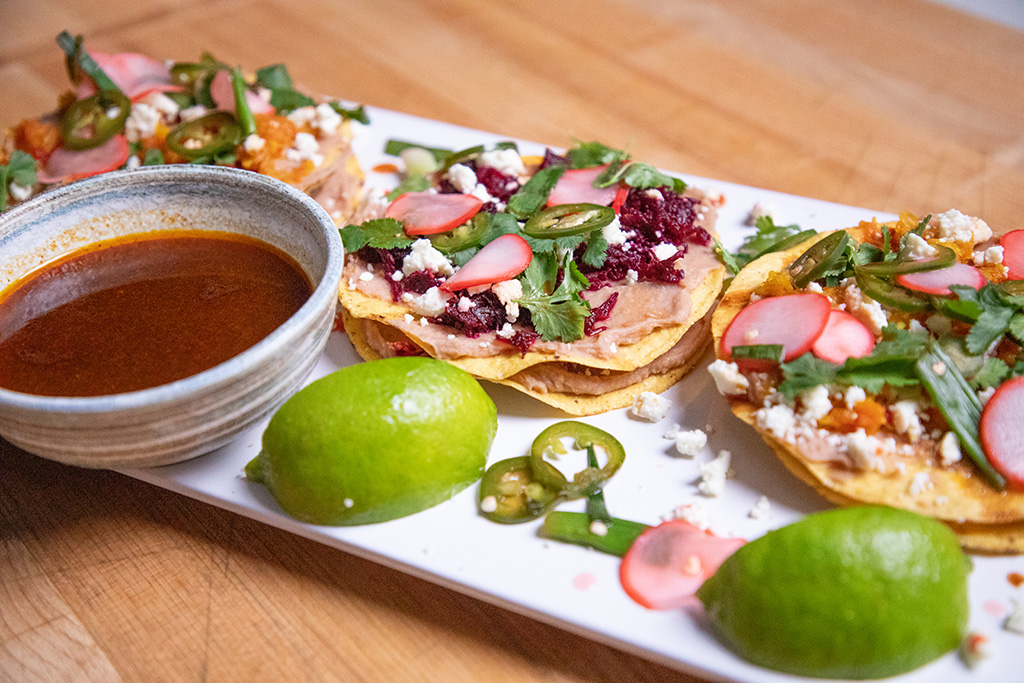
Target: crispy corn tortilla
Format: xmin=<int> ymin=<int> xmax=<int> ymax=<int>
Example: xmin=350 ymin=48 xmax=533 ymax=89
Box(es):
xmin=339 ymin=261 xmax=723 ymax=380
xmin=712 ymin=224 xmax=1024 ymax=553
xmin=342 ymin=308 xmax=714 ymax=415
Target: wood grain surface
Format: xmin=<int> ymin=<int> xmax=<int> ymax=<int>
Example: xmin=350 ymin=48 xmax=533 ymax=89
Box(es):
xmin=1 ymin=1 xmax=1022 ymax=681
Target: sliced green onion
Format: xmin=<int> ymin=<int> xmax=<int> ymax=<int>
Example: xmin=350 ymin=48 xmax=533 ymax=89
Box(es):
xmin=731 ymin=344 xmax=784 ymax=364
xmin=56 ymin=31 xmax=122 ymax=94
xmin=539 ymin=512 xmax=649 ymax=557
xmin=856 ymin=244 xmax=956 ymax=277
xmin=230 ymin=67 xmax=256 ymax=137
xmin=915 ymin=342 xmax=1006 ymax=489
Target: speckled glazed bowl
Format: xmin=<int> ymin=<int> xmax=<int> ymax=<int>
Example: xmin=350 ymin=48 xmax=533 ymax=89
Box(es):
xmin=0 ymin=165 xmax=343 ymax=468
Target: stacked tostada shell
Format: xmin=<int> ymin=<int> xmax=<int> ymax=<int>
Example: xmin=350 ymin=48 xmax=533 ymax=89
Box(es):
xmin=1 ymin=33 xmax=365 ymax=223
xmin=339 ymin=141 xmax=725 ymax=415
xmin=710 ymin=210 xmax=1024 ymax=553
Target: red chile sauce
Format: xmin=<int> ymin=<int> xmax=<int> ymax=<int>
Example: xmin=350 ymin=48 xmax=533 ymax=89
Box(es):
xmin=0 ymin=231 xmax=312 ymax=396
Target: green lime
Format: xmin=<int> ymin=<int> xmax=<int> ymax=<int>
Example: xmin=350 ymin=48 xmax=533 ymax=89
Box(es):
xmin=246 ymin=357 xmax=496 ymax=525
xmin=696 ymin=506 xmax=971 ymax=679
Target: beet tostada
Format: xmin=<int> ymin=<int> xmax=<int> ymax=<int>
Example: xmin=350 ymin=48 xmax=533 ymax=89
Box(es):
xmin=338 ymin=140 xmax=725 ymax=415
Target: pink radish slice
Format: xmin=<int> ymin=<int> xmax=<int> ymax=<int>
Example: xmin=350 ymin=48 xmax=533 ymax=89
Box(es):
xmin=979 ymin=376 xmax=1024 ymax=490
xmin=811 ymin=309 xmax=876 ymax=364
xmin=1001 ymin=230 xmax=1024 ymax=280
xmin=209 ymin=69 xmax=275 ymax=115
xmin=895 ymin=262 xmax=986 ymax=296
xmin=619 ymin=520 xmax=745 ymax=610
xmin=386 ymin=191 xmax=484 ymax=236
xmin=547 ymin=166 xmax=618 ymax=207
xmin=720 ymin=293 xmax=832 ymax=369
xmin=38 ymin=135 xmax=130 ymax=183
xmin=76 ymin=51 xmax=183 ymax=101
xmin=439 ymin=234 xmax=532 ymax=292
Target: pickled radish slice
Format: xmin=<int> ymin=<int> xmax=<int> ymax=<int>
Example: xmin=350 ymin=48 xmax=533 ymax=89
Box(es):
xmin=979 ymin=376 xmax=1024 ymax=490
xmin=620 ymin=520 xmax=746 ymax=610
xmin=895 ymin=262 xmax=986 ymax=296
xmin=386 ymin=191 xmax=485 ymax=236
xmin=38 ymin=135 xmax=130 ymax=183
xmin=547 ymin=166 xmax=618 ymax=207
xmin=811 ymin=310 xmax=876 ymax=364
xmin=720 ymin=293 xmax=832 ymax=369
xmin=440 ymin=234 xmax=532 ymax=292
xmin=76 ymin=51 xmax=183 ymax=101
xmin=1001 ymin=230 xmax=1024 ymax=280
xmin=209 ymin=69 xmax=275 ymax=115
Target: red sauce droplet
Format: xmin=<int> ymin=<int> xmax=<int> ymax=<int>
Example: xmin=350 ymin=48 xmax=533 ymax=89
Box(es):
xmin=1009 ymin=572 xmax=1024 ymax=587
xmin=373 ymin=163 xmax=399 ymax=173
xmin=573 ymin=572 xmax=597 ymax=591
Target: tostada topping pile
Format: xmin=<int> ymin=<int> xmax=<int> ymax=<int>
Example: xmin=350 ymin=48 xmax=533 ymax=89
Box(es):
xmin=1 ymin=32 xmax=367 ymax=221
xmin=339 ymin=139 xmax=726 ymax=415
xmin=710 ymin=210 xmax=1024 ymax=553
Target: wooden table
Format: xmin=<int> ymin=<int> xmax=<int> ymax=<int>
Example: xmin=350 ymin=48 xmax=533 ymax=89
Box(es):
xmin=2 ymin=2 xmax=1022 ymax=681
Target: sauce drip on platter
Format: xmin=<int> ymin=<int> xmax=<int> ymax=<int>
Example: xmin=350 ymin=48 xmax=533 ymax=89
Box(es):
xmin=0 ymin=230 xmax=312 ymax=396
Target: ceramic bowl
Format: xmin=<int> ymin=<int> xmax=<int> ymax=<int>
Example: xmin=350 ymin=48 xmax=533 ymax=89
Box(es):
xmin=0 ymin=165 xmax=343 ymax=468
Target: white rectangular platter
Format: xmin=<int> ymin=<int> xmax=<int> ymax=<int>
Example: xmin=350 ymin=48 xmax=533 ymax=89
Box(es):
xmin=123 ymin=107 xmax=1023 ymax=682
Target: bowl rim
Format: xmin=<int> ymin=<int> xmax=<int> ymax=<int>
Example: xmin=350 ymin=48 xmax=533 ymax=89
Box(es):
xmin=0 ymin=164 xmax=343 ymax=414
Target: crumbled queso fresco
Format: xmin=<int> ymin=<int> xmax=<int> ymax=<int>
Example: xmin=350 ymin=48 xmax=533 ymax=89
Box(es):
xmin=630 ymin=391 xmax=673 ymax=422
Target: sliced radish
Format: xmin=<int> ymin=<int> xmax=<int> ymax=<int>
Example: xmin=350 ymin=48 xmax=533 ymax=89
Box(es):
xmin=76 ymin=51 xmax=183 ymax=101
xmin=209 ymin=69 xmax=275 ymax=115
xmin=619 ymin=520 xmax=745 ymax=610
xmin=547 ymin=166 xmax=619 ymax=207
xmin=979 ymin=376 xmax=1024 ymax=490
xmin=439 ymin=234 xmax=532 ymax=292
xmin=38 ymin=135 xmax=130 ymax=183
xmin=720 ymin=293 xmax=832 ymax=369
xmin=895 ymin=262 xmax=986 ymax=296
xmin=1001 ymin=230 xmax=1024 ymax=280
xmin=811 ymin=309 xmax=876 ymax=364
xmin=386 ymin=191 xmax=484 ymax=236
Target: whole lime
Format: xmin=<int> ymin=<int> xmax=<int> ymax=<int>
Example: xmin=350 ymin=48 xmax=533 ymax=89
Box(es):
xmin=696 ymin=506 xmax=971 ymax=679
xmin=246 ymin=357 xmax=496 ymax=525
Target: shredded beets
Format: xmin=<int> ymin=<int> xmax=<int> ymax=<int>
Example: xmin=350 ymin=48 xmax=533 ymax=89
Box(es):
xmin=540 ymin=149 xmax=569 ymax=169
xmin=579 ymin=187 xmax=711 ymax=287
xmin=357 ymin=246 xmax=407 ymax=300
xmin=498 ymin=329 xmax=541 ymax=355
xmin=475 ymin=166 xmax=519 ymax=202
xmin=584 ymin=292 xmax=618 ymax=336
xmin=618 ymin=187 xmax=710 ymax=246
xmin=401 ymin=269 xmax=444 ymax=294
xmin=431 ymin=290 xmax=506 ymax=337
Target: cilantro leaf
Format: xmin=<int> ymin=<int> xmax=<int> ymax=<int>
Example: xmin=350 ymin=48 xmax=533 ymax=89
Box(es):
xmin=1 ymin=151 xmax=38 ymax=211
xmin=142 ymin=148 xmax=165 ymax=166
xmin=733 ymin=216 xmax=807 ymax=270
xmin=329 ymin=103 xmax=369 ymax=124
xmin=713 ymin=237 xmax=741 ymax=275
xmin=971 ymin=358 xmax=1010 ymax=390
xmin=340 ymin=218 xmax=414 ymax=252
xmin=254 ymin=63 xmax=315 ymax=113
xmin=595 ymin=160 xmax=687 ymax=194
xmin=778 ymin=353 xmax=839 ymax=399
xmin=386 ymin=175 xmax=431 ymax=201
xmin=567 ymin=141 xmax=627 ymax=169
xmin=581 ymin=232 xmax=609 ymax=268
xmin=518 ymin=252 xmax=591 ymax=342
xmin=965 ymin=285 xmax=1015 ymax=354
xmin=506 ymin=165 xmax=565 ymax=219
